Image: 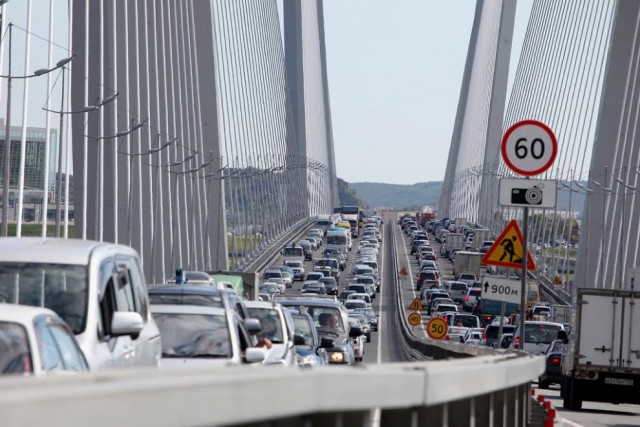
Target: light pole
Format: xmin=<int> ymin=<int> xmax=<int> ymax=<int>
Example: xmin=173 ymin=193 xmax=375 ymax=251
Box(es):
xmin=0 ymin=22 xmax=75 ymax=236
xmin=591 ymin=178 xmax=612 ymax=287
xmin=560 ymin=181 xmax=576 ymax=292
xmin=615 ymin=176 xmax=635 ymax=288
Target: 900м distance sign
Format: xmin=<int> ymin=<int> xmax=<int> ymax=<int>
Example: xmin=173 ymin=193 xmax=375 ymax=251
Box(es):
xmin=501 ymin=120 xmax=558 ymax=176
xmin=481 ymin=278 xmax=522 ymax=304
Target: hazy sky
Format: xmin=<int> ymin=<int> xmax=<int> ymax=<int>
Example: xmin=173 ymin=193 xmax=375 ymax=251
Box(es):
xmin=323 ymin=1 xmax=532 ymax=185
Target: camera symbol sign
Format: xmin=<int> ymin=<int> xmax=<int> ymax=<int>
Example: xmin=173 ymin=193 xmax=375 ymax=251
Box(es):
xmin=498 ymin=178 xmax=557 ymax=209
xmin=501 ymin=120 xmax=557 ymax=176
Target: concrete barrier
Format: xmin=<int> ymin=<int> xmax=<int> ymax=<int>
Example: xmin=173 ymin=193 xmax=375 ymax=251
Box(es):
xmin=0 ymin=353 xmax=544 ymax=427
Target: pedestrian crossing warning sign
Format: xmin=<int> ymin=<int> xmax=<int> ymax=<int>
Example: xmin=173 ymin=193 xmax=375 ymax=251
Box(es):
xmin=408 ymin=297 xmax=424 ymax=311
xmin=481 ymin=220 xmax=536 ymax=271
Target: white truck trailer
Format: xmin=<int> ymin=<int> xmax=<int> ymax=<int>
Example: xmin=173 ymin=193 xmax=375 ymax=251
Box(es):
xmin=453 ymin=251 xmax=482 ymax=279
xmin=562 ymin=287 xmax=640 ymax=409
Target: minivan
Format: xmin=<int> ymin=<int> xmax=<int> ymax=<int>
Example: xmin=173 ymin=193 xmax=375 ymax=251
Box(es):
xmin=0 ymin=238 xmax=161 ymax=369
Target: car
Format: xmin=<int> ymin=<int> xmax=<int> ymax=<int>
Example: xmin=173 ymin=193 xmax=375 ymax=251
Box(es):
xmin=463 ymin=327 xmax=484 ymax=345
xmin=0 ymin=304 xmax=89 ymax=376
xmin=319 ymin=277 xmax=339 ymax=295
xmin=284 ymin=260 xmax=305 ymax=281
xmin=297 ymin=240 xmax=314 ymax=261
xmin=416 ymin=270 xmax=439 ymax=290
xmin=263 ymin=268 xmax=283 ymax=282
xmin=445 ymin=326 xmax=469 ymax=343
xmin=479 ymin=240 xmax=494 ymax=254
xmin=510 ymin=321 xmax=565 ymax=355
xmin=304 ymin=284 xmax=327 ymax=295
xmin=150 ymin=304 xmax=266 ymax=367
xmin=278 ymin=270 xmax=294 ymax=288
xmin=448 ymin=313 xmax=480 ymax=328
xmin=245 ymin=300 xmax=298 ymax=367
xmin=443 ymin=281 xmax=469 ymax=304
xmin=426 ymin=293 xmax=450 ymax=315
xmin=457 ymin=273 xmax=478 ymax=286
xmin=538 ymin=339 xmax=566 ymax=389
xmin=479 ymin=324 xmax=517 ymax=347
xmin=338 ymin=290 xmax=356 ymax=303
xmin=433 ymin=303 xmax=458 ymax=316
xmin=266 ymin=278 xmax=287 ymax=294
xmin=259 ymin=284 xmax=279 ymax=300
xmin=346 ymin=293 xmax=372 ymax=307
xmin=348 ymin=317 xmax=367 ymax=362
xmin=167 ymin=270 xmax=213 ymax=285
xmin=344 ymin=299 xmax=368 ymax=311
xmin=348 ymin=312 xmax=372 ymax=343
xmin=354 ymin=307 xmax=378 ymax=331
xmin=429 ymin=297 xmax=454 ymax=315
xmin=290 ymin=312 xmax=333 ymax=368
xmin=303 ymin=272 xmax=325 ymax=283
xmin=0 ymin=238 xmax=161 ymax=370
xmin=278 ymin=298 xmax=363 ymax=365
xmin=322 ymin=248 xmax=347 ymax=270
xmin=258 ymin=292 xmax=273 ymax=302
xmin=463 ymin=287 xmax=482 ymax=312
xmin=148 ymin=284 xmax=251 ymax=320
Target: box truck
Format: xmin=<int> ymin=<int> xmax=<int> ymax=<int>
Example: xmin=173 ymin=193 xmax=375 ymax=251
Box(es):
xmin=562 ymin=288 xmax=640 ymax=409
xmin=453 ymin=251 xmax=482 ymax=279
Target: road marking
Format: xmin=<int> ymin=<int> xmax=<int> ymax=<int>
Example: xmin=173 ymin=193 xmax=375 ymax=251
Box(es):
xmin=397 ymin=225 xmax=428 ymax=338
xmin=557 ymin=416 xmax=584 ymax=427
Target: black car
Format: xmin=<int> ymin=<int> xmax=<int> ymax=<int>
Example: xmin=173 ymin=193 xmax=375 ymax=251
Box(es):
xmin=279 ymin=298 xmax=363 ymax=365
xmin=319 ymin=277 xmax=339 ymax=295
xmin=539 ymin=339 xmax=566 ymax=389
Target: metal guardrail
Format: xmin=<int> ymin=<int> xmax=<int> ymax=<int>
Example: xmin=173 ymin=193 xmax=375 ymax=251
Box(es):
xmin=0 ymin=354 xmax=544 ymax=427
xmin=242 ymin=217 xmax=315 ymax=274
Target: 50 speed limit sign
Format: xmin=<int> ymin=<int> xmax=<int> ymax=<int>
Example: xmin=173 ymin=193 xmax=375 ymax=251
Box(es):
xmin=501 ymin=120 xmax=557 ymax=176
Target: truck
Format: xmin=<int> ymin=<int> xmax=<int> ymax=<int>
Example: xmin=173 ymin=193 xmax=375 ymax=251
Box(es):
xmin=453 ymin=251 xmax=482 ymax=279
xmin=562 ymin=288 xmax=640 ymax=410
xmin=443 ymin=233 xmax=464 ymax=256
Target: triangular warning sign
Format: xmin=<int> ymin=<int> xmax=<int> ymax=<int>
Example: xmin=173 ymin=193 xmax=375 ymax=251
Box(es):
xmin=408 ymin=297 xmax=424 ymax=311
xmin=553 ymin=275 xmax=562 ymax=285
xmin=481 ymin=220 xmax=536 ymax=271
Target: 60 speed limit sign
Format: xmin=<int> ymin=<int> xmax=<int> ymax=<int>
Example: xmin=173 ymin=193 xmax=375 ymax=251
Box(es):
xmin=501 ymin=120 xmax=557 ymax=176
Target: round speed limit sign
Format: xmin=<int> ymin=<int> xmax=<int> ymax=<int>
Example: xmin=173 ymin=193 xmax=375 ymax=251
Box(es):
xmin=501 ymin=120 xmax=557 ymax=176
xmin=426 ymin=317 xmax=448 ymax=340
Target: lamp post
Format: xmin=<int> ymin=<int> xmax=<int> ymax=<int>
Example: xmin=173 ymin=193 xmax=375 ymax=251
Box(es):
xmin=559 ymin=181 xmax=576 ymax=292
xmin=591 ymin=177 xmax=612 ymax=287
xmin=0 ymin=22 xmax=75 ymax=236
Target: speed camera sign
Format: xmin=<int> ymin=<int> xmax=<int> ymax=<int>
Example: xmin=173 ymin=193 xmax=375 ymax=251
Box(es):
xmin=501 ymin=120 xmax=557 ymax=176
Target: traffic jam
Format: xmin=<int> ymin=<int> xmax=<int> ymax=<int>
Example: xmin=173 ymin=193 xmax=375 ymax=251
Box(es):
xmin=0 ymin=207 xmax=383 ymax=375
xmin=397 ymin=213 xmax=571 ymax=388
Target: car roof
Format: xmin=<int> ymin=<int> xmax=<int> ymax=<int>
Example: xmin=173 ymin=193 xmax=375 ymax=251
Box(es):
xmin=149 ymin=304 xmax=226 ymax=316
xmin=0 ymin=237 xmax=137 ymax=265
xmin=279 ymin=298 xmax=342 ymax=308
xmin=148 ymin=284 xmax=223 ymax=295
xmin=244 ymin=300 xmax=280 ymax=309
xmin=0 ymin=304 xmax=60 ymax=323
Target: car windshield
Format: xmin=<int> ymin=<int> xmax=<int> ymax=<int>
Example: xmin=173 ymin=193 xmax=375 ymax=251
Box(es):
xmin=149 ymin=293 xmax=224 ymax=308
xmin=306 ymin=273 xmax=323 ymax=281
xmin=355 ymin=308 xmax=376 ymax=317
xmin=0 ymin=321 xmax=32 ymax=376
xmin=306 ymin=306 xmax=345 ymax=333
xmin=247 ymin=308 xmax=284 ymax=344
xmin=0 ymin=263 xmax=88 ymax=334
xmin=154 ymin=312 xmax=231 ymax=358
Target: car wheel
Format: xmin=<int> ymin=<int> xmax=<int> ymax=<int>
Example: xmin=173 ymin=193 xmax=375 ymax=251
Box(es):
xmin=562 ymin=376 xmax=582 ymax=410
xmin=538 ymin=377 xmax=549 ymax=389
xmin=366 ymin=334 xmax=371 ymax=343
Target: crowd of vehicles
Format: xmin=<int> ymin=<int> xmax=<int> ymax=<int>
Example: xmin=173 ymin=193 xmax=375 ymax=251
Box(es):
xmin=0 ymin=211 xmax=384 ymax=378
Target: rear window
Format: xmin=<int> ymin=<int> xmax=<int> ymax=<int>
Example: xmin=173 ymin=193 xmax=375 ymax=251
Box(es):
xmin=0 ymin=322 xmax=32 ymax=376
xmin=452 ymin=315 xmax=478 ymax=328
xmin=347 ymin=285 xmax=366 ymax=293
xmin=524 ymin=324 xmax=562 ymax=344
xmin=450 ymin=283 xmax=468 ymax=291
xmin=485 ymin=325 xmax=516 ymax=339
xmin=469 ymin=289 xmax=481 ymax=296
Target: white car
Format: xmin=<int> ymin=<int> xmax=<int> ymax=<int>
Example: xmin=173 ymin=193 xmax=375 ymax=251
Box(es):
xmin=267 ymin=278 xmax=287 ymax=294
xmin=349 ymin=317 xmax=366 ymax=362
xmin=151 ymin=304 xmax=266 ymax=368
xmin=347 ymin=293 xmax=372 ymax=308
xmin=0 ymin=238 xmax=161 ymax=370
xmin=0 ymin=304 xmax=89 ymax=376
xmin=245 ymin=300 xmax=298 ymax=367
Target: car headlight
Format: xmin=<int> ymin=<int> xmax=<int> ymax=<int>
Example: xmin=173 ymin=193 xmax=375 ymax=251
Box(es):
xmin=329 ymin=351 xmax=346 ymax=363
xmin=297 ymin=354 xmax=318 ymax=367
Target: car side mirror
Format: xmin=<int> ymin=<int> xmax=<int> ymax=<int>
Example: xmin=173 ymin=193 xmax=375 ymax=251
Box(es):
xmin=245 ymin=347 xmax=266 ymax=363
xmin=244 ymin=318 xmax=262 ymax=335
xmin=349 ymin=326 xmax=363 ymax=338
xmin=557 ymin=330 xmax=569 ymax=344
xmin=320 ymin=337 xmax=334 ymax=348
xmin=293 ymin=334 xmax=306 ymax=346
xmin=111 ymin=311 xmax=144 ymax=337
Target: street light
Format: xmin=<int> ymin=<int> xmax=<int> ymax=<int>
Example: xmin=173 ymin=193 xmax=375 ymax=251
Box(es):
xmin=574 ymin=181 xmax=593 ymax=287
xmin=590 ymin=178 xmax=612 ymax=286
xmin=1 ymin=22 xmax=76 ymax=236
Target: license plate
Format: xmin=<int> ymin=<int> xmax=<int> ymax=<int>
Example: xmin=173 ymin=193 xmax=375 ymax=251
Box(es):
xmin=604 ymin=377 xmax=634 ymax=386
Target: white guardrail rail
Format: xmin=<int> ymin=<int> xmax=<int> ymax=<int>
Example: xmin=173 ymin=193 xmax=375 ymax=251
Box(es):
xmin=0 ymin=354 xmax=543 ymax=427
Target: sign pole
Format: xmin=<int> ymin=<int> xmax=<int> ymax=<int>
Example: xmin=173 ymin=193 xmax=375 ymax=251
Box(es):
xmin=520 ymin=206 xmax=529 ymax=346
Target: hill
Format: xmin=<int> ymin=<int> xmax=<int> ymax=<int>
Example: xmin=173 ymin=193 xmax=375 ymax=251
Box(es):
xmin=349 ymin=182 xmax=442 ymax=209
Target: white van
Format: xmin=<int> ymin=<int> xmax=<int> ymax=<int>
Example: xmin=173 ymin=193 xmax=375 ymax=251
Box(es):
xmin=0 ymin=238 xmax=161 ymax=370
xmin=326 ymin=227 xmax=350 ymax=254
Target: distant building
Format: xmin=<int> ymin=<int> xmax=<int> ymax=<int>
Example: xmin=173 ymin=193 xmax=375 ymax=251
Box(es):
xmin=0 ymin=120 xmax=59 ymax=192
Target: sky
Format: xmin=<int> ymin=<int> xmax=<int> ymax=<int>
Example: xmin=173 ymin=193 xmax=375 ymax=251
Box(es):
xmin=323 ymin=0 xmax=533 ymax=185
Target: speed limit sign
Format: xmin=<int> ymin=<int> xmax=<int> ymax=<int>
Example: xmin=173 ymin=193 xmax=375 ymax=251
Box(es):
xmin=501 ymin=120 xmax=557 ymax=176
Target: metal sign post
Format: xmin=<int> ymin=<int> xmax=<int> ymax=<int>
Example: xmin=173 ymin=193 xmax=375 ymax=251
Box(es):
xmin=520 ymin=206 xmax=528 ymax=346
